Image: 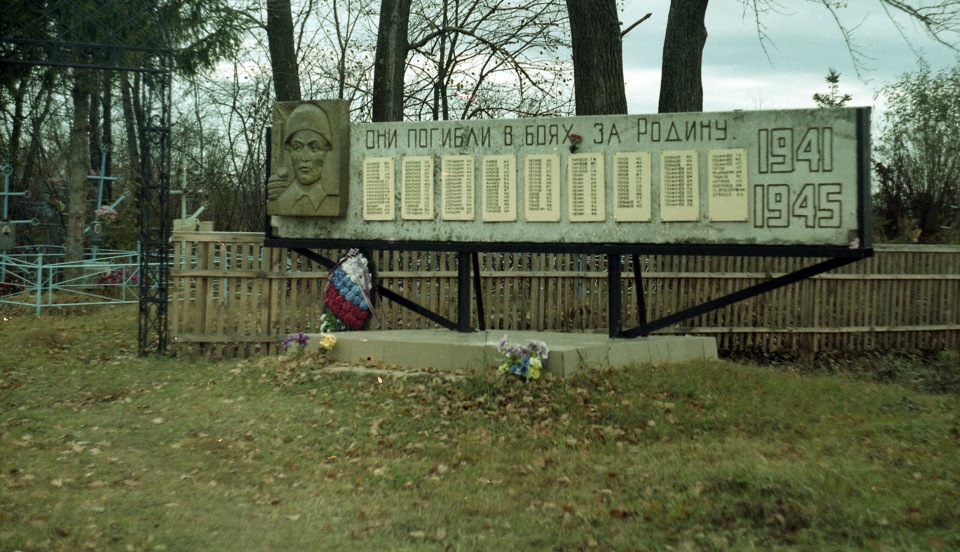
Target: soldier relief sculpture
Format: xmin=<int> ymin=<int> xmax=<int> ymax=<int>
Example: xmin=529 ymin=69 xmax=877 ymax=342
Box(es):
xmin=267 ymin=100 xmax=349 ymax=217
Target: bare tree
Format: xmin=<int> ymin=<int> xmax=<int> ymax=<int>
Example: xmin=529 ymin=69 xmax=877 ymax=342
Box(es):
xmin=657 ymin=0 xmax=960 ymax=113
xmin=371 ymin=0 xmax=572 ymax=122
xmin=299 ymin=0 xmax=379 ymax=113
xmin=406 ymin=0 xmax=572 ymax=120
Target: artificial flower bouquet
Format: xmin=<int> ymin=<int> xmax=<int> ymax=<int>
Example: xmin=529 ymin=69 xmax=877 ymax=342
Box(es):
xmin=280 ymin=331 xmax=336 ymax=357
xmin=317 ymin=333 xmax=337 ymax=352
xmin=497 ymin=335 xmax=549 ymax=381
xmin=280 ymin=331 xmax=310 ymax=356
xmin=272 ymin=331 xmax=338 ymax=384
xmin=95 ymin=205 xmax=118 ymax=223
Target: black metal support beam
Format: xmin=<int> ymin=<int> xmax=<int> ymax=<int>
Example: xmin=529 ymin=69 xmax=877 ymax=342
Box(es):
xmin=266 ymin=237 xmax=872 ymax=259
xmin=622 ymin=256 xmax=861 ymax=338
xmin=472 ymin=252 xmax=485 ymax=331
xmin=632 ymin=254 xmax=648 ymax=326
xmin=607 ymin=254 xmax=622 ymax=338
xmin=457 ymin=252 xmax=472 ymax=332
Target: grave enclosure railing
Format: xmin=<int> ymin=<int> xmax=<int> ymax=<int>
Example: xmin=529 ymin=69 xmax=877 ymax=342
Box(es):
xmin=168 ymin=232 xmax=960 ymax=359
xmin=0 ymin=247 xmax=141 ymax=314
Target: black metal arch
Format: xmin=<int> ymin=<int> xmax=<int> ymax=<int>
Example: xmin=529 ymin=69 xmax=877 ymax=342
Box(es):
xmin=1 ymin=0 xmax=174 ymax=355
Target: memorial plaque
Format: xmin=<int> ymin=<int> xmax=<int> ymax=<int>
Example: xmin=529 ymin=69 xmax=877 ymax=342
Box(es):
xmin=362 ymin=156 xmax=395 ymax=221
xmin=269 ymin=108 xmax=872 ymax=256
xmin=401 ymin=156 xmax=434 ymax=220
xmin=524 ymin=154 xmax=560 ymax=222
xmin=708 ymin=148 xmax=748 ymax=222
xmin=441 ymin=155 xmax=475 ymax=221
xmin=613 ymin=151 xmax=652 ymax=222
xmin=568 ymin=153 xmax=605 ymax=222
xmin=482 ymin=155 xmax=516 ymax=222
xmin=660 ymin=150 xmax=699 ymax=222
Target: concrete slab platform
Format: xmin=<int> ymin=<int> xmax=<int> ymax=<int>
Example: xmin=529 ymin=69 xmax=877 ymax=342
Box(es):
xmin=307 ymin=330 xmax=717 ymax=377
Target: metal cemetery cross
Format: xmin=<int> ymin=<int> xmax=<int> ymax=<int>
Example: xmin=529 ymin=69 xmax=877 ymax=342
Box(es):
xmin=87 ymin=144 xmax=122 ymax=208
xmin=86 ymin=145 xmax=128 ymax=247
xmin=1 ymin=162 xmax=40 ymax=252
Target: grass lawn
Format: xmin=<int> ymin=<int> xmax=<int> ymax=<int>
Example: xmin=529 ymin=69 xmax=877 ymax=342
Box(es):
xmin=1 ymin=305 xmax=958 ymax=551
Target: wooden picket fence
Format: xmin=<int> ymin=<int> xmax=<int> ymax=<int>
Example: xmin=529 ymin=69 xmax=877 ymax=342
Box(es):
xmin=169 ymin=232 xmax=960 ymax=359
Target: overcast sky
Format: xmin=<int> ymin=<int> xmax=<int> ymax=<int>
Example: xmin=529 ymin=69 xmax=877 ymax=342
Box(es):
xmin=620 ymin=1 xmax=959 ymax=118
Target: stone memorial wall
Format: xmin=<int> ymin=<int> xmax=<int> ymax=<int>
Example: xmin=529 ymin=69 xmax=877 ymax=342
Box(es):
xmin=268 ymin=105 xmax=871 ymax=255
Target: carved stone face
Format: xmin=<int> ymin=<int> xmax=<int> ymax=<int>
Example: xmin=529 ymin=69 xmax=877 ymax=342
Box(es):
xmin=286 ymin=129 xmax=330 ymax=186
xmin=267 ymin=100 xmax=349 ymax=218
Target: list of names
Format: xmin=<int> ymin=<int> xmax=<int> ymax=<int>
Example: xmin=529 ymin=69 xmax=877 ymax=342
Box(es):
xmin=524 ymin=154 xmax=561 ymax=222
xmin=441 ymin=155 xmax=475 ymax=221
xmin=482 ymin=155 xmax=517 ymax=222
xmin=362 ymin=157 xmax=395 ymax=221
xmin=401 ymin=156 xmax=434 ymax=220
xmin=613 ymin=151 xmax=652 ymax=222
xmin=568 ymin=153 xmax=605 ymax=222
xmin=708 ymin=148 xmax=748 ymax=221
xmin=660 ymin=150 xmax=699 ymax=222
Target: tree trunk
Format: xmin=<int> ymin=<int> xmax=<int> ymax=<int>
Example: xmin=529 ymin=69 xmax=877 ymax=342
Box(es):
xmin=658 ymin=0 xmax=709 ymax=113
xmin=565 ymin=0 xmax=627 ymax=115
xmin=21 ymin=71 xmax=56 ymax=194
xmin=9 ymin=72 xmax=29 ymax=176
xmin=266 ymin=0 xmax=301 ymax=102
xmin=89 ymin=74 xmax=102 ymax=173
xmin=372 ymin=0 xmax=412 ymax=122
xmin=66 ymin=72 xmax=91 ymax=272
xmin=120 ymin=73 xmax=140 ymax=184
xmin=102 ymin=72 xmax=114 ymax=201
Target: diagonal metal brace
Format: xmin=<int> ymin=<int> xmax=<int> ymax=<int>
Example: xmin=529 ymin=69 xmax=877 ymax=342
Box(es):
xmin=291 ymin=247 xmax=336 ymax=270
xmin=621 ymin=256 xmax=861 ymax=338
xmin=291 ymin=248 xmax=459 ymax=331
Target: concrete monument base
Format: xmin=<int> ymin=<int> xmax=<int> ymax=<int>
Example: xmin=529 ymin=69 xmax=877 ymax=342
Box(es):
xmin=309 ymin=330 xmax=718 ymax=377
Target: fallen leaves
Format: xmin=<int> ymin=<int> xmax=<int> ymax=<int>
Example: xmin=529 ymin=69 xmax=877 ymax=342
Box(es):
xmin=610 ymin=503 xmax=632 ymax=519
xmin=407 ymin=527 xmax=448 ymax=543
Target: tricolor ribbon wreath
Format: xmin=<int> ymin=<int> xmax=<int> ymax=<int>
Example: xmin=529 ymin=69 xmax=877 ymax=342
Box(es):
xmin=322 ymin=249 xmax=376 ymax=332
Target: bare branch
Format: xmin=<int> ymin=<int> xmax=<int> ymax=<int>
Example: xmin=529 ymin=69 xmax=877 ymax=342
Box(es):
xmin=621 ymin=13 xmax=652 ymax=38
xmin=881 ymin=0 xmax=960 ymax=50
xmin=818 ymin=2 xmax=873 ymax=80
